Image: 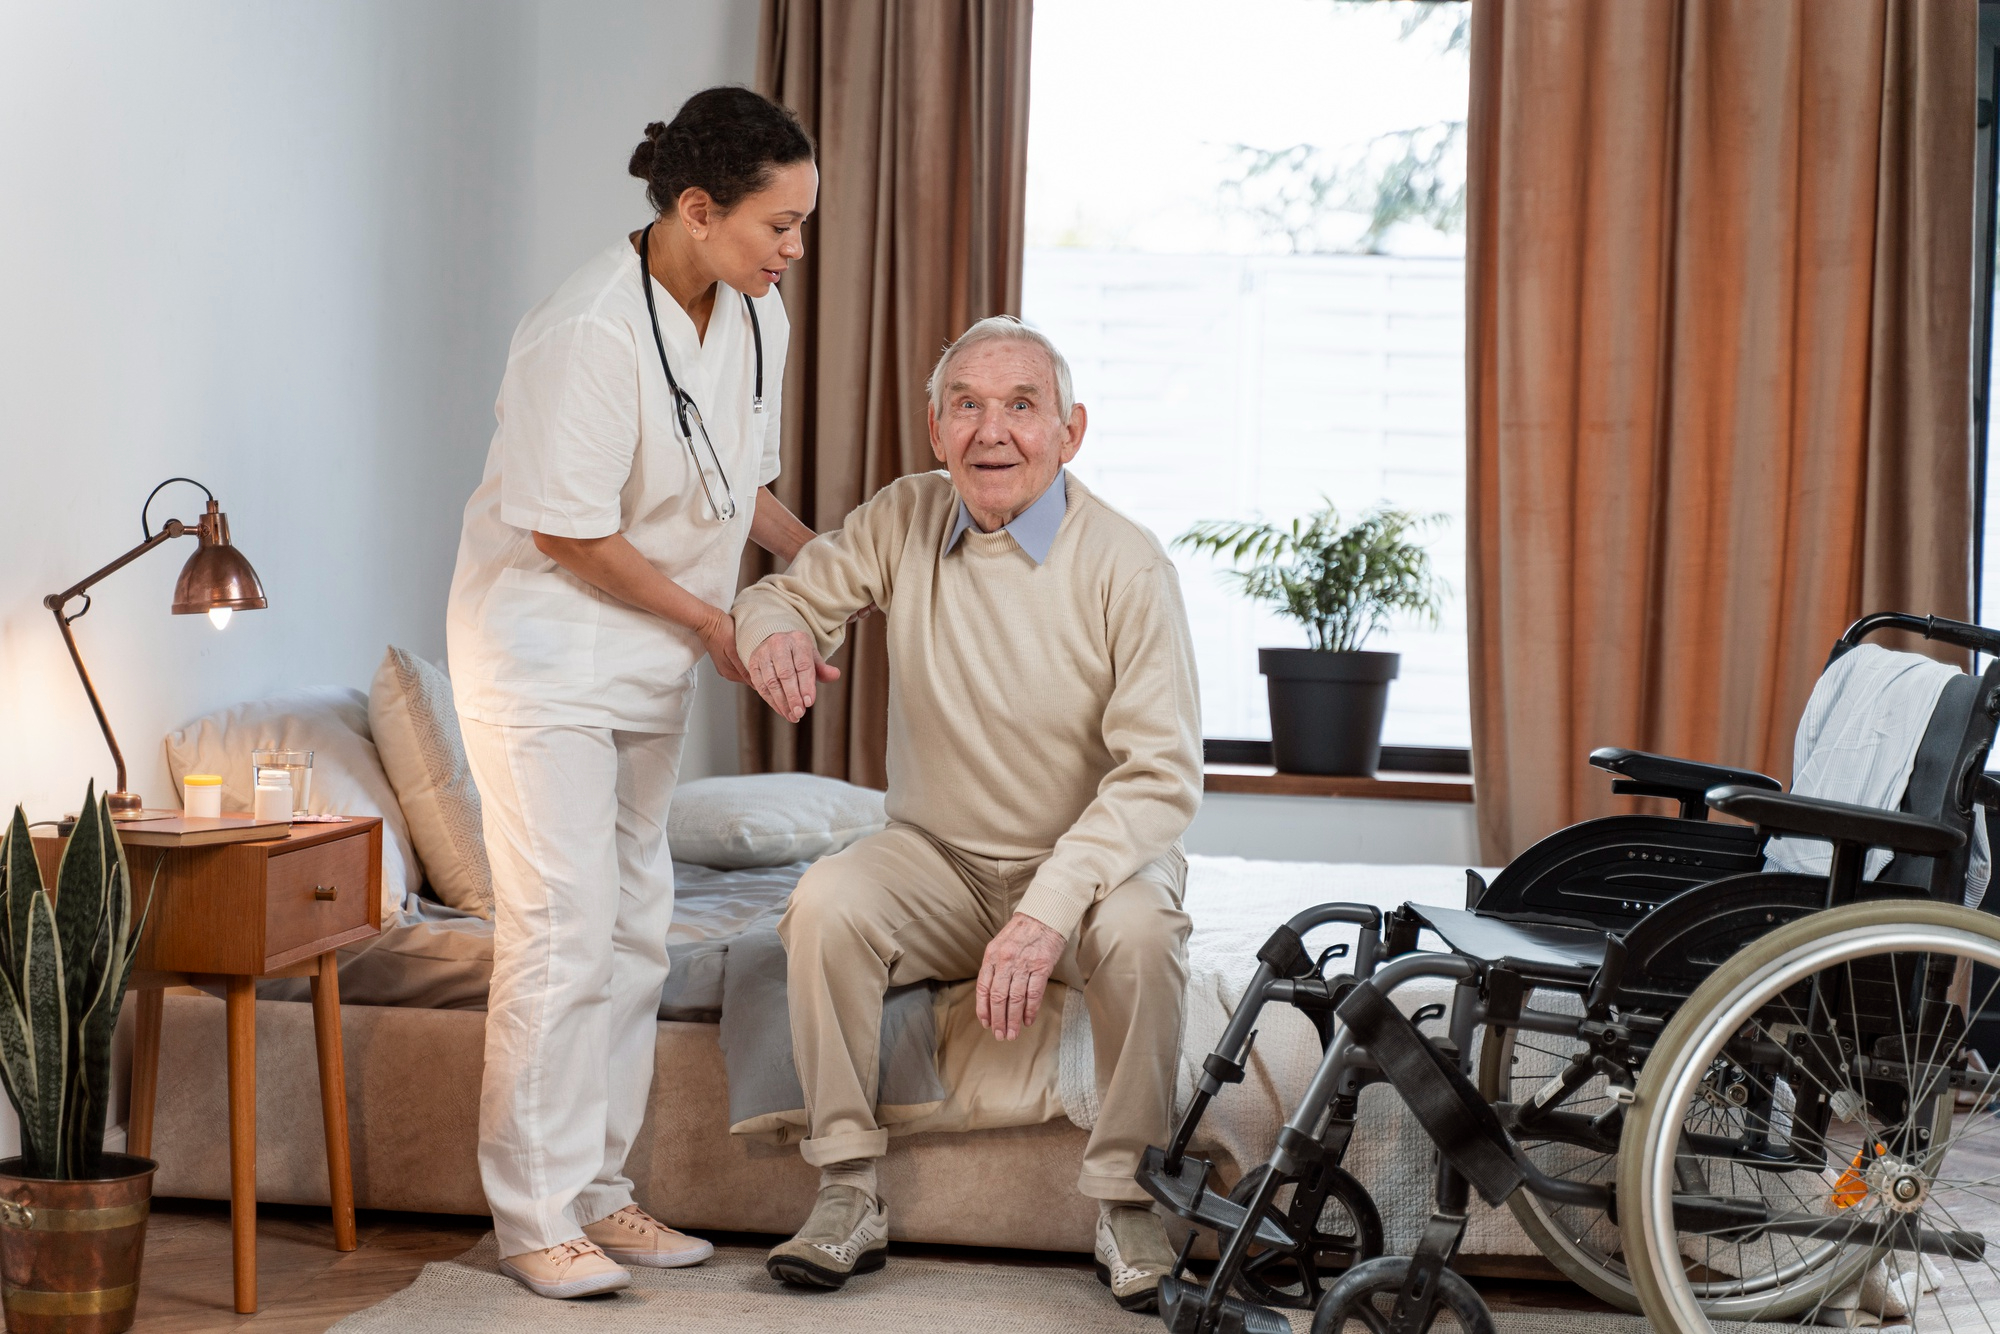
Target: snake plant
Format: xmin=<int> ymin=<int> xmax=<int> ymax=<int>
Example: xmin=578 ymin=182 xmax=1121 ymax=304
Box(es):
xmin=0 ymin=785 xmax=151 ymax=1178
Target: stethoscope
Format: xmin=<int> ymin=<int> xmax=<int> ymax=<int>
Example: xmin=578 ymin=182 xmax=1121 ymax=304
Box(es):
xmin=638 ymin=220 xmax=763 ymax=522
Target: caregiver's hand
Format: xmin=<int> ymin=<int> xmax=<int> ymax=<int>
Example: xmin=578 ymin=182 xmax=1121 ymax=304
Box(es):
xmin=698 ymin=609 xmax=750 ymax=684
xmin=747 ymin=629 xmax=840 ymax=722
xmin=977 ymin=912 xmax=1066 ymax=1041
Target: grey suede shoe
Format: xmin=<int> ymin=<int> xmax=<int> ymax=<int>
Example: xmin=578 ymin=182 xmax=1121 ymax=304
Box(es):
xmin=765 ymin=1184 xmax=890 ymax=1290
xmin=1095 ymin=1206 xmax=1175 ymax=1312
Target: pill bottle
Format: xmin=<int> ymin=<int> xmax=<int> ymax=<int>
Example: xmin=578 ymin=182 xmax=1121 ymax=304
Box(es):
xmin=252 ymin=772 xmax=293 ymax=824
xmin=183 ymin=774 xmax=224 ymax=819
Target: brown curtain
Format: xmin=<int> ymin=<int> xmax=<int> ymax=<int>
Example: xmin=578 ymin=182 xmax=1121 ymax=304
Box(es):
xmin=743 ymin=0 xmax=1032 ymax=785
xmin=1466 ymin=0 xmax=1975 ymax=863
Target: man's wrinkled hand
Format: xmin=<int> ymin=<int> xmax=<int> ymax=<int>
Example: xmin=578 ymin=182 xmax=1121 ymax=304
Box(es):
xmin=747 ymin=629 xmax=840 ymax=722
xmin=977 ymin=912 xmax=1067 ymax=1040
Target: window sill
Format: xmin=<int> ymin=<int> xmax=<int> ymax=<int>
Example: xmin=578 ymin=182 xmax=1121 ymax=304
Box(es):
xmin=1203 ymin=764 xmax=1475 ymax=804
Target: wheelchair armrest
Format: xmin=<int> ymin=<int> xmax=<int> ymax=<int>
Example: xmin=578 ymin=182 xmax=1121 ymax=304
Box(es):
xmin=1974 ymin=772 xmax=2000 ymax=812
xmin=1704 ymin=785 xmax=1966 ymax=858
xmin=1589 ymin=747 xmax=1781 ymax=818
xmin=1590 ymin=747 xmax=1781 ymax=793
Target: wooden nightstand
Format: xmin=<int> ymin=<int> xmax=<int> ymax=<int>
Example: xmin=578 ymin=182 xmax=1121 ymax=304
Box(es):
xmin=35 ymin=818 xmax=382 ymax=1315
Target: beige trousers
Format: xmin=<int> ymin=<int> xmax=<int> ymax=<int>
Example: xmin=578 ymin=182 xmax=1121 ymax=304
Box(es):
xmin=778 ymin=823 xmax=1190 ymax=1202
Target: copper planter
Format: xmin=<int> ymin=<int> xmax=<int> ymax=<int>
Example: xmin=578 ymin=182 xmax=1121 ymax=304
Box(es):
xmin=0 ymin=1156 xmax=154 ymax=1334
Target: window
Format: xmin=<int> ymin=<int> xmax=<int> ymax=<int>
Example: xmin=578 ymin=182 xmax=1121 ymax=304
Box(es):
xmin=1023 ymin=0 xmax=1474 ymax=754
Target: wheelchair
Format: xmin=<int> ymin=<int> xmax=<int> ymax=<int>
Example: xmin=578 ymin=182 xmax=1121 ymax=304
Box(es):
xmin=1140 ymin=612 xmax=2000 ymax=1333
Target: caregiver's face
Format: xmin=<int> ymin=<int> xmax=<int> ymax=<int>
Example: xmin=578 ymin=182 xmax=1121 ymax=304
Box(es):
xmin=679 ymin=159 xmax=818 ymax=298
xmin=928 ymin=339 xmax=1086 ymax=531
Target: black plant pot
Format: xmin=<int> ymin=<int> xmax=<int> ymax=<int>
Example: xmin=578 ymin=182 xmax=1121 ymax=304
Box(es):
xmin=1259 ymin=648 xmax=1400 ymax=776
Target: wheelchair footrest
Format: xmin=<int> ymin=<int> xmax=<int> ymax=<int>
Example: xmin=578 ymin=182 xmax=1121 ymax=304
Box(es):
xmin=1158 ymin=1273 xmax=1290 ymax=1334
xmin=1137 ymin=1146 xmax=1296 ymax=1249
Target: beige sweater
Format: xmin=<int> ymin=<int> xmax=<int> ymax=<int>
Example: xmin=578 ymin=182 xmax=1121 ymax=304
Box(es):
xmin=732 ymin=472 xmax=1202 ymax=937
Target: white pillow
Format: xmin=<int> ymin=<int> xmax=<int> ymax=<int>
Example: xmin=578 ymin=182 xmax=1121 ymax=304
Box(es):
xmin=369 ymin=648 xmax=493 ymax=918
xmin=669 ymin=774 xmax=887 ymax=870
xmin=164 ymin=686 xmax=418 ymax=921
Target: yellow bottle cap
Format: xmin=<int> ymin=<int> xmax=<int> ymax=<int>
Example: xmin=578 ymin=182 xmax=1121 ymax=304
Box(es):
xmin=183 ymin=774 xmax=224 ymax=787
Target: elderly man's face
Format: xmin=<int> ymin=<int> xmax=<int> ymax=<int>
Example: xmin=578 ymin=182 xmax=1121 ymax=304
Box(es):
xmin=928 ymin=339 xmax=1086 ymax=532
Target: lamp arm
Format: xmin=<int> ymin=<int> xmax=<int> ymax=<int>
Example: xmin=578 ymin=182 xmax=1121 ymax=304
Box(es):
xmin=42 ymin=522 xmax=188 ymax=616
xmin=40 ymin=520 xmax=193 ymax=814
xmin=47 ymin=603 xmax=131 ymax=804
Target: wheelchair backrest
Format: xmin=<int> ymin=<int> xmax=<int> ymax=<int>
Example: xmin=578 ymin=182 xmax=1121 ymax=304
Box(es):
xmin=1871 ymin=657 xmax=1997 ymax=901
xmin=1471 ymin=615 xmax=1996 ymax=931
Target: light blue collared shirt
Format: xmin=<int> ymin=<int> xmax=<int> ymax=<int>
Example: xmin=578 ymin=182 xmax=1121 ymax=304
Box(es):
xmin=942 ymin=470 xmax=1069 ymax=566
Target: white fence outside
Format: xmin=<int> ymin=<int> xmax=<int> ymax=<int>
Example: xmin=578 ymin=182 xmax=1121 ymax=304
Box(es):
xmin=1023 ymin=246 xmax=1471 ymax=746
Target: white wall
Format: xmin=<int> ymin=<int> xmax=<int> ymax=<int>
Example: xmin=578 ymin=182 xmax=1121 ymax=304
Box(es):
xmin=0 ymin=1 xmax=756 ymax=821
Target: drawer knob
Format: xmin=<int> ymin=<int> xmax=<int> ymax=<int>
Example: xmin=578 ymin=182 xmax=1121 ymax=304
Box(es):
xmin=313 ymin=885 xmax=338 ymax=901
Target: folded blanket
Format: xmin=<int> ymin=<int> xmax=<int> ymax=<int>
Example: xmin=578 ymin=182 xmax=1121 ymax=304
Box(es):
xmin=719 ymin=929 xmax=948 ymax=1134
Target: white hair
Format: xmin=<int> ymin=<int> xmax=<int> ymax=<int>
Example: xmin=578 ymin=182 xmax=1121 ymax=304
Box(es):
xmin=926 ymin=315 xmax=1076 ymax=421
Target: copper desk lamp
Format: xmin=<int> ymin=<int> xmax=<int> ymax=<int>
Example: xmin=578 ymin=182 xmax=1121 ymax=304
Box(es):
xmin=42 ymin=477 xmax=267 ymax=818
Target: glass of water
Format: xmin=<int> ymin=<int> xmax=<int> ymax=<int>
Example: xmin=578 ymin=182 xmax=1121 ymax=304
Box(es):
xmin=250 ymin=749 xmax=313 ymax=815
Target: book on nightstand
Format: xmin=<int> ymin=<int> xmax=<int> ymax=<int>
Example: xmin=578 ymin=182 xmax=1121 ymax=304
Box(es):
xmin=71 ymin=811 xmax=302 ymax=847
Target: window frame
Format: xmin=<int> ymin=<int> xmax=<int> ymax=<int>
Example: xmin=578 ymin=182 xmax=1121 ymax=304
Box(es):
xmin=1976 ymin=3 xmax=2000 ymax=627
xmin=1205 ymin=738 xmax=1473 ymax=774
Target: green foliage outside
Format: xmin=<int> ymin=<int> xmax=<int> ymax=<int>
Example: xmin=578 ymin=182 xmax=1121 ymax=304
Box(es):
xmin=1220 ymin=0 xmax=1469 ymax=255
xmin=1176 ymin=504 xmax=1447 ymax=653
xmin=1221 ymin=124 xmax=1465 ymax=255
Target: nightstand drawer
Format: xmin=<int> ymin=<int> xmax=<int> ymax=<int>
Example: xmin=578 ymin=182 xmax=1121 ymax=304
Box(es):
xmin=266 ymin=834 xmax=371 ymax=959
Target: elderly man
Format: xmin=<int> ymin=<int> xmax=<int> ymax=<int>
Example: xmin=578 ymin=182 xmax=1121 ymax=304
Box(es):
xmin=730 ymin=315 xmax=1201 ymax=1310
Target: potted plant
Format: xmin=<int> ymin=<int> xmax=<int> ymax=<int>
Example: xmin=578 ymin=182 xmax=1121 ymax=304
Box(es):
xmin=1177 ymin=504 xmax=1445 ymax=776
xmin=0 ymin=787 xmax=154 ymax=1333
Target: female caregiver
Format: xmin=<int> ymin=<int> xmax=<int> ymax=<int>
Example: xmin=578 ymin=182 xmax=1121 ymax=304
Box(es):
xmin=445 ymin=87 xmax=822 ymax=1301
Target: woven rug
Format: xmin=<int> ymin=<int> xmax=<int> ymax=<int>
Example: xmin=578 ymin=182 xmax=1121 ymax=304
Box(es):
xmin=327 ymin=1235 xmax=1670 ymax=1333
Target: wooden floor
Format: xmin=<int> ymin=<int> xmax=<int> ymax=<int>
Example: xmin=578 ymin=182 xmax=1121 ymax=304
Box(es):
xmin=136 ymin=1199 xmax=489 ymax=1333
xmin=131 ymin=1199 xmax=1612 ymax=1332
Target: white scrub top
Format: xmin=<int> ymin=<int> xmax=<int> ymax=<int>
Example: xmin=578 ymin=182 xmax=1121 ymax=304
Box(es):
xmin=447 ymin=237 xmax=787 ymax=732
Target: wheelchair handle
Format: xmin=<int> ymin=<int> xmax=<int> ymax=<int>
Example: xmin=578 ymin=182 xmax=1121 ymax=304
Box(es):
xmin=1285 ymin=903 xmax=1383 ymax=935
xmin=1838 ymin=612 xmax=2000 ymax=659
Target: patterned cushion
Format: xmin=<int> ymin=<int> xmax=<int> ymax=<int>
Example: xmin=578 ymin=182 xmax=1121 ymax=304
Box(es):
xmin=369 ymin=647 xmax=493 ymax=917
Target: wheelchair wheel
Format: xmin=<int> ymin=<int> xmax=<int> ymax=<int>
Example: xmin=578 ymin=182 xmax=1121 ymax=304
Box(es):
xmin=1621 ymin=899 xmax=1999 ymax=1330
xmin=1309 ymin=1256 xmax=1495 ymax=1334
xmin=1226 ymin=1163 xmax=1384 ymax=1308
xmin=1476 ymin=1020 xmax=1638 ymax=1311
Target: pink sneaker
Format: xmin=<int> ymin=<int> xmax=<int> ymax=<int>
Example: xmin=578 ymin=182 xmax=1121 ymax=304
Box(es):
xmin=499 ymin=1236 xmax=631 ymax=1299
xmin=583 ymin=1205 xmax=716 ymax=1269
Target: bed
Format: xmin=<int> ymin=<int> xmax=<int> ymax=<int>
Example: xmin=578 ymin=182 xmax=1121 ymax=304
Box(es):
xmin=141 ymin=668 xmax=1531 ymax=1259
xmin=140 ymin=854 xmax=1534 ymax=1259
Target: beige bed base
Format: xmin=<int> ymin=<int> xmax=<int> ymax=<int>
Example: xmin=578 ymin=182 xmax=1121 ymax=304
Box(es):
xmin=145 ymin=993 xmax=1557 ymax=1278
xmin=147 ymin=993 xmax=1105 ymax=1252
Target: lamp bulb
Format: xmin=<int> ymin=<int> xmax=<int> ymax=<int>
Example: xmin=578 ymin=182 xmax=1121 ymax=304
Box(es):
xmin=207 ymin=606 xmax=233 ymax=630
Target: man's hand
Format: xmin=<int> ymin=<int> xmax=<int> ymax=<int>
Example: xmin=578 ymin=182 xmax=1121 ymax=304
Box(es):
xmin=977 ymin=912 xmax=1067 ymax=1040
xmin=747 ymin=629 xmax=841 ymax=722
xmin=698 ymin=609 xmax=750 ymax=684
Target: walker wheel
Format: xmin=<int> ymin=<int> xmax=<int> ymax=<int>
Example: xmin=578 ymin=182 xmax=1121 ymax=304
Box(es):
xmin=1310 ymin=1257 xmax=1495 ymax=1334
xmin=1226 ymin=1163 xmax=1384 ymax=1309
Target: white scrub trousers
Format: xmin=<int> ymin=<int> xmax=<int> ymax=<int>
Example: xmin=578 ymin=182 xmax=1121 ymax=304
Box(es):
xmin=459 ymin=717 xmax=683 ymax=1258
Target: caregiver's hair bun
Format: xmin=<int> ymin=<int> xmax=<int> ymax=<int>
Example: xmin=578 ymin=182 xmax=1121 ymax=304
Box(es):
xmin=629 ymin=88 xmax=813 ymax=215
xmin=627 ymin=121 xmax=669 ymax=179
